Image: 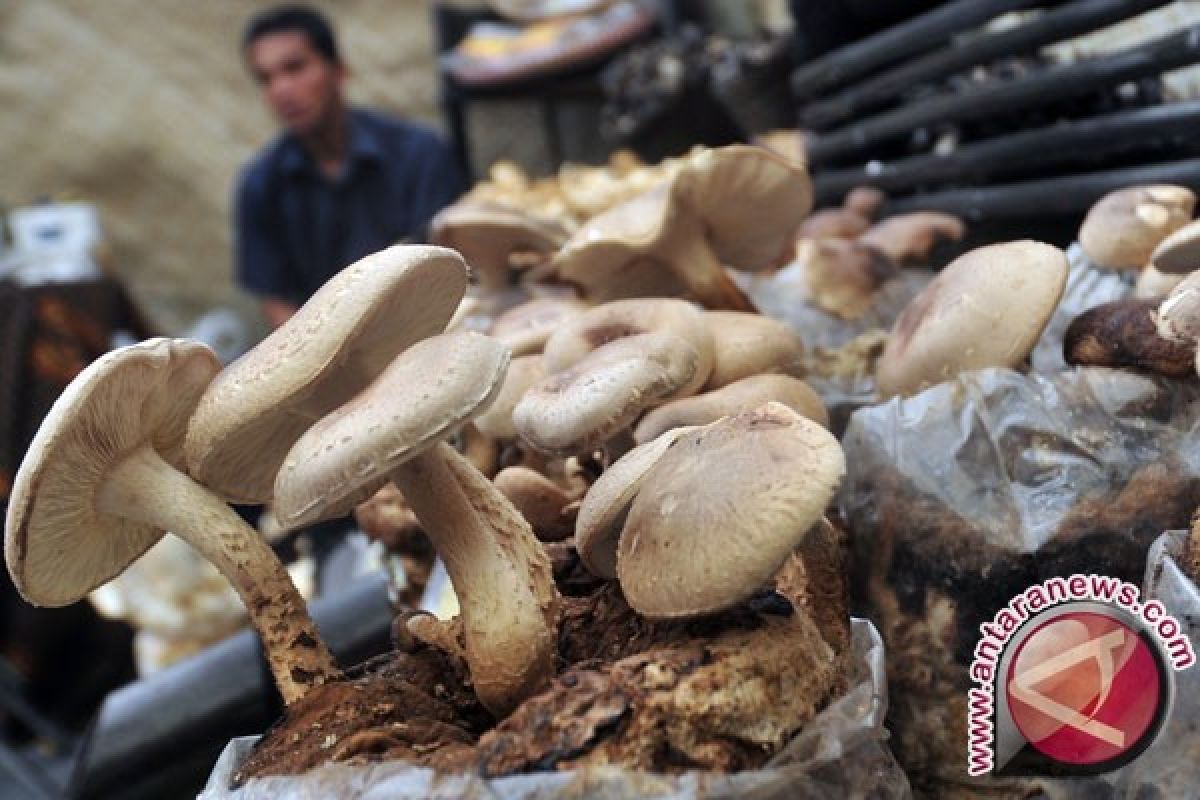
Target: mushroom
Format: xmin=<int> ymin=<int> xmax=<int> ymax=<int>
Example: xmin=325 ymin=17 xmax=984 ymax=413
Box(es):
xmin=1156 ymin=271 xmax=1200 ymax=345
xmin=796 ymin=238 xmax=899 ymax=321
xmin=1135 ymin=265 xmax=1185 ymax=300
xmin=616 ymin=403 xmax=845 ymax=618
xmin=542 ymin=298 xmax=714 ymax=398
xmin=274 ymin=331 xmax=558 ymax=717
xmin=551 ymin=145 xmax=812 ymax=311
xmin=703 ymin=311 xmax=806 ymax=389
xmin=430 ymin=202 xmax=569 ymax=292
xmin=1078 ymin=185 xmax=1195 ymax=270
xmin=574 ymin=426 xmax=698 ymax=579
xmin=844 ymin=186 xmax=885 ymax=218
xmin=753 ymin=129 xmax=807 ymax=168
xmin=799 ymin=188 xmax=883 ymax=240
xmin=514 ymin=332 xmax=699 ymax=457
xmin=5 ymin=339 xmax=338 ymax=706
xmin=875 ymin=240 xmax=1069 ymax=398
xmin=633 ymin=374 xmax=828 ymax=444
xmin=488 ymin=297 xmax=586 ymax=357
xmin=1063 ymin=298 xmax=1195 ymax=378
xmin=1148 ymin=218 xmax=1200 ymax=275
xmin=858 ymin=212 xmax=965 ymax=265
xmin=494 ymin=466 xmax=587 ymax=543
xmin=185 ymin=245 xmax=467 ymax=504
xmin=475 ymin=355 xmax=546 ymax=440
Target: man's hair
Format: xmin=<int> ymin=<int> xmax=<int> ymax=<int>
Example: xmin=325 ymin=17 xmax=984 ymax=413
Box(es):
xmin=242 ymin=5 xmax=340 ymax=64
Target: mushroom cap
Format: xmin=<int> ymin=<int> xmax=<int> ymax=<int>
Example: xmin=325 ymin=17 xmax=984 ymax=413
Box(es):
xmin=858 ymin=212 xmax=965 ymax=265
xmin=494 ymin=466 xmax=582 ymax=543
xmin=475 ymin=355 xmax=546 ymax=440
xmin=634 ymin=374 xmax=828 ymax=444
xmin=513 ymin=332 xmax=699 ymax=456
xmin=1135 ymin=264 xmax=1185 ymax=299
xmin=1157 ymin=270 xmax=1200 ymax=344
xmin=274 ymin=331 xmax=511 ymax=530
xmin=702 ymin=311 xmax=806 ymax=389
xmin=574 ymin=426 xmax=697 ymax=579
xmin=186 ymin=246 xmax=467 ymax=504
xmin=430 ymin=202 xmax=569 ymax=285
xmin=1064 ymin=298 xmax=1195 ymax=377
xmin=1078 ymin=185 xmax=1195 ymax=270
xmin=797 ymin=238 xmax=898 ymax=321
xmin=617 ymin=403 xmax=845 ymax=618
xmin=488 ymin=297 xmax=586 ymax=357
xmin=6 ymin=338 xmax=220 ymax=607
xmin=543 ymin=298 xmax=714 ymax=398
xmin=876 ymin=240 xmax=1068 ymax=398
xmin=844 ymin=186 xmax=885 ymax=218
xmin=799 ymin=208 xmax=869 ymax=240
xmin=1149 ymin=219 xmax=1200 ymax=275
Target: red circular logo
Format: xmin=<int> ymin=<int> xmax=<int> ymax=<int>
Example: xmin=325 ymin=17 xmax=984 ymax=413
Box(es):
xmin=1005 ymin=611 xmax=1165 ymax=767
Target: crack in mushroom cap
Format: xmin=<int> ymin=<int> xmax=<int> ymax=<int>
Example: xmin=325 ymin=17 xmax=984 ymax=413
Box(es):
xmin=6 ymin=338 xmax=220 ymax=607
xmin=875 ymin=240 xmax=1068 ymax=398
xmin=1150 ymin=219 xmax=1200 ymax=275
xmin=274 ymin=332 xmax=510 ymax=531
xmin=617 ymin=402 xmax=845 ymax=619
xmin=575 ymin=426 xmax=699 ymax=579
xmin=1078 ymin=185 xmax=1195 ymax=270
xmin=513 ymin=332 xmax=699 ymax=456
xmin=185 ymin=246 xmax=467 ymax=504
xmin=542 ymin=297 xmax=714 ymax=398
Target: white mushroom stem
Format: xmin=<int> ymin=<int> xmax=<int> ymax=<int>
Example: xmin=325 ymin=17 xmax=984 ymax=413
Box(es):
xmin=670 ymin=229 xmax=757 ymax=313
xmin=96 ymin=445 xmax=339 ymax=705
xmin=389 ymin=443 xmax=558 ymax=717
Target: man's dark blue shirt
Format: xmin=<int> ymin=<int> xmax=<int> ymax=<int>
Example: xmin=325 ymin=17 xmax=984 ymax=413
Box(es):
xmin=234 ymin=109 xmax=465 ymax=305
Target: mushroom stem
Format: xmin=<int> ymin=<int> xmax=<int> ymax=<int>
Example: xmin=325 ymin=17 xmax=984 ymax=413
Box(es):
xmin=390 ymin=443 xmax=558 ymax=717
xmin=670 ymin=229 xmax=757 ymax=313
xmin=96 ymin=446 xmax=340 ymax=705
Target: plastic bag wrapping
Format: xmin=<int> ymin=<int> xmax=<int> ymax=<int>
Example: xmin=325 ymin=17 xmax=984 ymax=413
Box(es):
xmin=838 ymin=367 xmax=1200 ymax=790
xmin=199 ymin=619 xmax=911 ymax=800
xmin=1030 ymin=243 xmax=1133 ymax=374
xmin=740 ymin=263 xmax=932 ymax=431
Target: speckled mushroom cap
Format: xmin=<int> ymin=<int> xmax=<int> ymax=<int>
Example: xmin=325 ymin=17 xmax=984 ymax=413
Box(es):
xmin=6 ymin=338 xmax=219 ymax=607
xmin=702 ymin=311 xmax=806 ymax=389
xmin=1078 ymin=185 xmax=1195 ymax=270
xmin=1156 ymin=270 xmax=1200 ymax=344
xmin=574 ymin=426 xmax=697 ymax=579
xmin=513 ymin=332 xmax=699 ymax=456
xmin=634 ymin=374 xmax=828 ymax=444
xmin=430 ymin=203 xmax=569 ymax=288
xmin=542 ymin=298 xmax=714 ymax=398
xmin=1149 ymin=219 xmax=1200 ymax=275
xmin=617 ymin=402 xmax=845 ymax=618
xmin=488 ymin=297 xmax=586 ymax=357
xmin=274 ymin=331 xmax=510 ymax=530
xmin=875 ymin=240 xmax=1068 ymax=398
xmin=185 ymin=246 xmax=467 ymax=504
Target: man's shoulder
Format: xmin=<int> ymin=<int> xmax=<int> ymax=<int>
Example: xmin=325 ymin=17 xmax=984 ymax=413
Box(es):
xmin=354 ymin=109 xmax=451 ymax=156
xmin=236 ymin=134 xmax=295 ymax=194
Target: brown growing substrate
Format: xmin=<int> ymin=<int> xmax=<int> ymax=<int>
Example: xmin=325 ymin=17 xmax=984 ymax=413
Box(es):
xmin=854 ymin=461 xmax=1200 ymax=795
xmin=234 ymin=533 xmax=850 ymax=786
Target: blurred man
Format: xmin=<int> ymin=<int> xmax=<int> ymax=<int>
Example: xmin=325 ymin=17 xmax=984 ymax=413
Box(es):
xmin=236 ymin=5 xmax=465 ymax=328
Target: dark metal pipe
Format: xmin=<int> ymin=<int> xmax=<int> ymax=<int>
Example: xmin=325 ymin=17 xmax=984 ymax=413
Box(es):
xmin=67 ymin=574 xmax=395 ymax=800
xmin=806 ymin=25 xmax=1200 ymax=166
xmin=812 ymin=101 xmax=1200 ymax=205
xmin=789 ymin=0 xmax=1043 ymax=102
xmin=881 ymin=158 xmax=1200 ymax=220
xmin=800 ymin=0 xmax=1169 ymax=131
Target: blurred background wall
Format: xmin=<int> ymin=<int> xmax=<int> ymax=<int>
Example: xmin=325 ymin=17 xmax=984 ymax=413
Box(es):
xmin=0 ymin=1 xmax=443 ymax=338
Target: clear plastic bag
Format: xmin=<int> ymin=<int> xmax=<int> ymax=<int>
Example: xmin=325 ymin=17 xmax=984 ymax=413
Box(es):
xmin=199 ymin=619 xmax=910 ymax=800
xmin=838 ymin=366 xmax=1200 ymax=790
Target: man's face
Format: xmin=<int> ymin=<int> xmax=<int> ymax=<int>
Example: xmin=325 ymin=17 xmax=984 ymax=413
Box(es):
xmin=246 ymin=31 xmax=343 ymax=136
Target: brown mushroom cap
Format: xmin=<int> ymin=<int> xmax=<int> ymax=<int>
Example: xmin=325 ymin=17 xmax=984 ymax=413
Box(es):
xmin=574 ymin=426 xmax=697 ymax=579
xmin=186 ymin=246 xmax=467 ymax=504
xmin=475 ymin=355 xmax=546 ymax=440
xmin=634 ymin=374 xmax=828 ymax=444
xmin=542 ymin=298 xmax=714 ymax=398
xmin=513 ymin=332 xmax=699 ymax=456
xmin=617 ymin=403 xmax=845 ymax=618
xmin=797 ymin=238 xmax=899 ymax=321
xmin=488 ymin=297 xmax=586 ymax=357
xmin=1078 ymin=185 xmax=1195 ymax=270
xmin=1149 ymin=219 xmax=1200 ymax=275
xmin=858 ymin=212 xmax=965 ymax=265
xmin=876 ymin=240 xmax=1068 ymax=398
xmin=703 ymin=310 xmax=807 ymax=389
xmin=430 ymin=203 xmax=569 ymax=290
xmin=7 ymin=338 xmax=218 ymax=606
xmin=1064 ymin=298 xmax=1195 ymax=378
xmin=275 ymin=331 xmax=510 ymax=528
xmin=494 ymin=466 xmax=584 ymax=543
